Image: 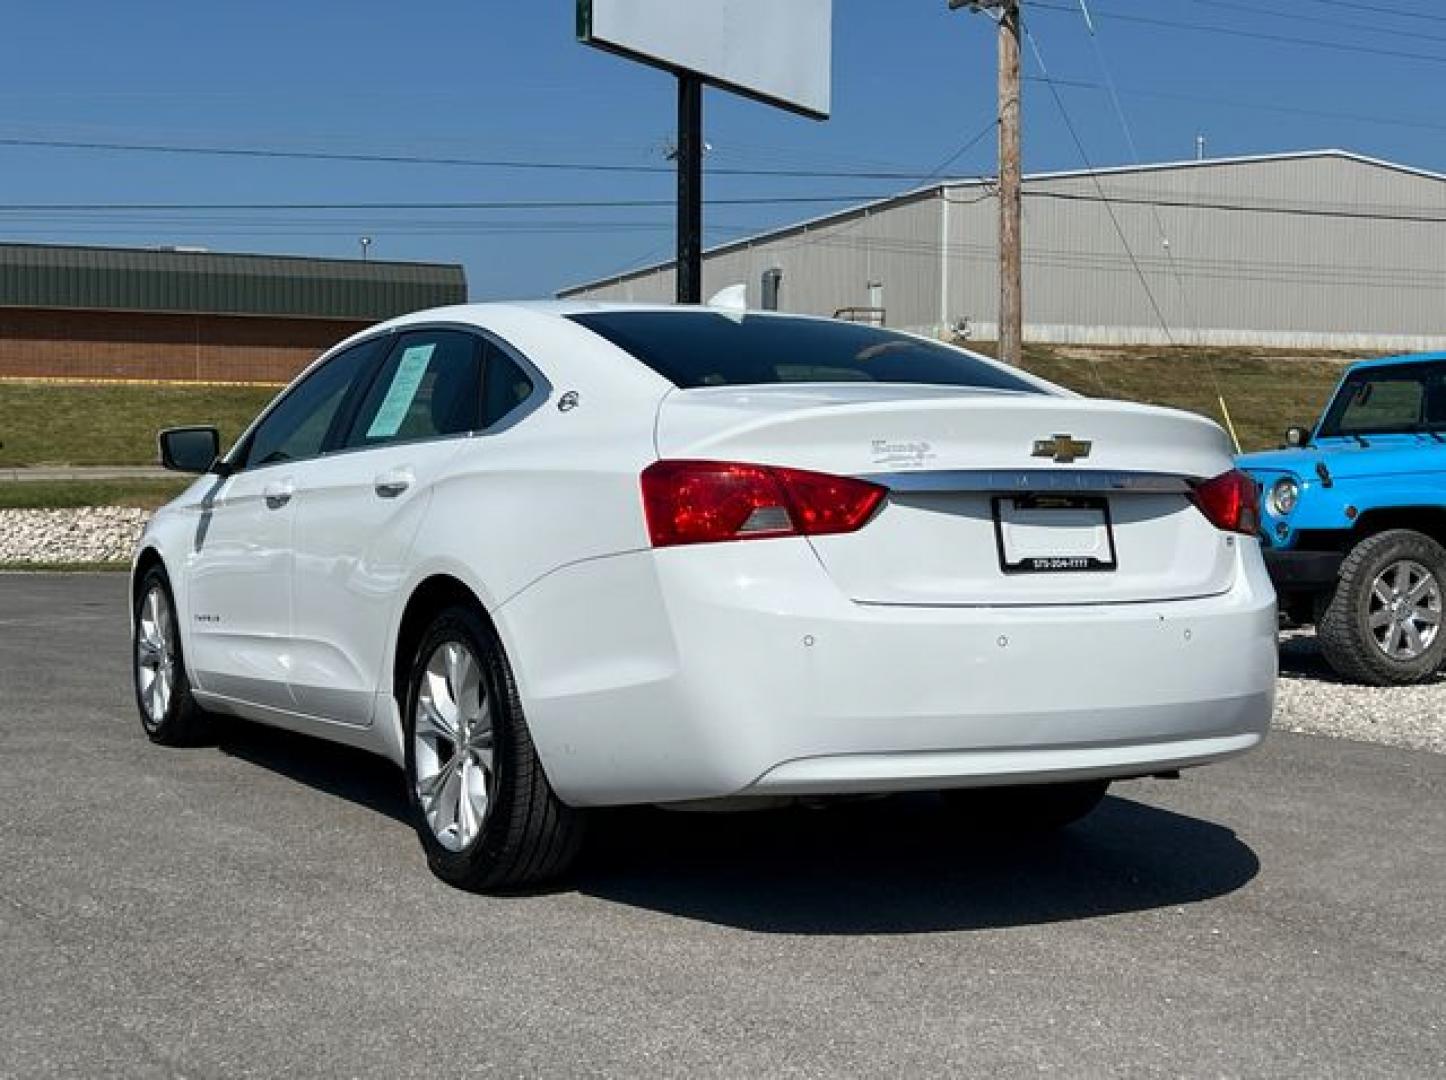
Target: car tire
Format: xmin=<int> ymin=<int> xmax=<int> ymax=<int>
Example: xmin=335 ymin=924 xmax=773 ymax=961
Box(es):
xmin=1318 ymin=529 xmax=1446 ymax=686
xmin=402 ymin=603 xmax=585 ymax=891
xmin=132 ymin=565 xmax=212 ymax=746
xmin=941 ymin=779 xmax=1110 ymax=834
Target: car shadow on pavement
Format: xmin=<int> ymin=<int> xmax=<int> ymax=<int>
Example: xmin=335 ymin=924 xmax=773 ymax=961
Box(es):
xmin=204 ymin=722 xmax=1258 ymax=933
xmin=214 ymin=719 xmax=412 ymax=826
xmin=576 ymin=793 xmax=1260 ymax=935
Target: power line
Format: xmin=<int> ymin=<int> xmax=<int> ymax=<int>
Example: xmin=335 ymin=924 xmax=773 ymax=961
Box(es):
xmin=1182 ymin=0 xmax=1446 ymax=44
xmin=1026 ymin=75 xmax=1446 ymax=137
xmin=1029 ymin=0 xmax=1446 ymax=66
xmin=6 ymin=185 xmax=1445 ymax=226
xmin=916 ymin=118 xmax=1000 ymax=185
xmin=0 ymin=134 xmax=966 ymax=183
xmin=1024 ymin=188 xmax=1446 ymax=224
xmin=1295 ymin=0 xmax=1446 ymax=26
xmin=0 ymin=195 xmax=888 ymax=212
xmin=1021 ymin=22 xmax=1175 ymax=343
xmin=715 ymin=118 xmax=999 ymax=263
xmin=1070 ymin=0 xmax=1206 ymax=359
xmin=771 ymin=231 xmax=1446 ymax=290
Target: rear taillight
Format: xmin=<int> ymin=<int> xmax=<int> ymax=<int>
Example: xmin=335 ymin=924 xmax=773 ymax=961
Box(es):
xmin=1190 ymin=469 xmax=1260 ymax=536
xmin=641 ymin=460 xmax=886 ymax=548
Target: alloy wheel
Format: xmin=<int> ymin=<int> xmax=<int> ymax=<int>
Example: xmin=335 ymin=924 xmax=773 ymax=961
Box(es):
xmin=413 ymin=640 xmax=495 ymax=852
xmin=1367 ymin=559 xmax=1442 ymax=661
xmin=135 ymin=586 xmax=176 ymax=729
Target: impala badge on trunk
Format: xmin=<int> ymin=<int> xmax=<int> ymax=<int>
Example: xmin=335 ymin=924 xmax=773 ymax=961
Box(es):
xmin=1032 ymin=434 xmax=1092 ymax=464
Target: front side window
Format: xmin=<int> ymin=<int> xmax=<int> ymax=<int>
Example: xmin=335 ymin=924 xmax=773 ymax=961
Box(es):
xmin=241 ymin=337 xmax=385 ymax=469
xmin=569 ymin=311 xmax=1042 ymax=393
xmin=342 ymin=329 xmax=484 ymax=450
xmin=1319 ymin=363 xmax=1446 ymax=438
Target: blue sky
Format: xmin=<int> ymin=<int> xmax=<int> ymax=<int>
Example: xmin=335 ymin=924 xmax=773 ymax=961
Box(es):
xmin=1 ymin=1 xmax=1443 ymax=298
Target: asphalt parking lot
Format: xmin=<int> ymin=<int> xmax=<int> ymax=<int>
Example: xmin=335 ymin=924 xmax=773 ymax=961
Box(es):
xmin=1 ymin=574 xmax=1442 ymax=1077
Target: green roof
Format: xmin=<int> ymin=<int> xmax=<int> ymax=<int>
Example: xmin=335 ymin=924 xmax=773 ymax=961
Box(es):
xmin=0 ymin=242 xmax=466 ymax=320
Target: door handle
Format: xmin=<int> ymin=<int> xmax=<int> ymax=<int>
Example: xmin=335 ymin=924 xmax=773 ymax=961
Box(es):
xmin=373 ymin=468 xmax=413 ymax=499
xmin=263 ymin=480 xmax=294 ymax=510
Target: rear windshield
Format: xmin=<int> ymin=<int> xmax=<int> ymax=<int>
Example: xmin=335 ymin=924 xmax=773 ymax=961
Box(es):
xmin=569 ymin=311 xmax=1042 ymax=393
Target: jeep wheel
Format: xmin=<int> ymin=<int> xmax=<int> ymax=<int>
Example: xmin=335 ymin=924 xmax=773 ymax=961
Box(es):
xmin=1318 ymin=529 xmax=1446 ymax=686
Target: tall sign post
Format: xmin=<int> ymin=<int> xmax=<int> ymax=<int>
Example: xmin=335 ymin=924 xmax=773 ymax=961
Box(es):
xmin=676 ymin=74 xmax=704 ymax=304
xmin=578 ymin=0 xmax=833 ymax=304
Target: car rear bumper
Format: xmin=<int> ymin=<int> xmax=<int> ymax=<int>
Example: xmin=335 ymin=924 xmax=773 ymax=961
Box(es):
xmin=498 ymin=540 xmax=1277 ymax=807
xmin=1262 ymin=547 xmax=1343 ymax=592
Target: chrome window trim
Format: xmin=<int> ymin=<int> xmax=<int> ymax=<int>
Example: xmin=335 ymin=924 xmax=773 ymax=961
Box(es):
xmin=222 ymin=321 xmax=552 ymax=475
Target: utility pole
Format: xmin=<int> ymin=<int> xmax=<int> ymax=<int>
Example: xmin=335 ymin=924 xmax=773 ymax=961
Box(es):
xmin=950 ymin=0 xmax=1022 ymax=366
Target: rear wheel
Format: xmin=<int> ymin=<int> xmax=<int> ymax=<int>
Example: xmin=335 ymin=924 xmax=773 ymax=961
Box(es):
xmin=1318 ymin=529 xmax=1446 ymax=686
xmin=402 ymin=604 xmax=584 ymax=891
xmin=132 ymin=566 xmax=211 ymax=745
xmin=941 ymin=779 xmax=1110 ymax=834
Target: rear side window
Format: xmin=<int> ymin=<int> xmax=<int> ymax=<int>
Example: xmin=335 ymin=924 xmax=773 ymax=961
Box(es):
xmin=480 ymin=344 xmax=536 ymax=429
xmin=569 ymin=311 xmax=1041 ymax=393
xmin=343 ymin=329 xmax=484 ymax=449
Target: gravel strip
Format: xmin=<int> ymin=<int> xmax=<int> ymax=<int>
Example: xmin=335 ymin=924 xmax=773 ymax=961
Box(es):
xmin=0 ymin=507 xmax=148 ymax=564
xmin=1276 ymin=628 xmax=1446 ymax=755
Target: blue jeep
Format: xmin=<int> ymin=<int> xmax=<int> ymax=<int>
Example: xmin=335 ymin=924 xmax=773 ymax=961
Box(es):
xmin=1239 ymin=352 xmax=1446 ymax=686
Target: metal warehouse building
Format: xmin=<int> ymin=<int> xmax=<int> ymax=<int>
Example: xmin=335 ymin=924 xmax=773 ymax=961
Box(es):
xmin=0 ymin=243 xmax=466 ymax=383
xmin=561 ymin=150 xmax=1446 ymax=353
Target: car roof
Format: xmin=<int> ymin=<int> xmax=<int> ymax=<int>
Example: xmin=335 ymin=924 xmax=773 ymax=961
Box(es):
xmin=1349 ymin=352 xmax=1446 ymax=372
xmin=378 ymin=300 xmax=867 ymax=327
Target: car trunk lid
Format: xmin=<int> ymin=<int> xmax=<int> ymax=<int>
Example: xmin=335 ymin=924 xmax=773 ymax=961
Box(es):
xmin=655 ymin=385 xmax=1241 ymax=606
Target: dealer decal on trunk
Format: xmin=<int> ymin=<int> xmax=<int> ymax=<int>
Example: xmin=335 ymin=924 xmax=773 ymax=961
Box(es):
xmin=870 ymin=439 xmax=937 ymax=469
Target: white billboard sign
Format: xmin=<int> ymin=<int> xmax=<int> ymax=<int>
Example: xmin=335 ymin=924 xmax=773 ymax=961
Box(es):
xmin=579 ymin=0 xmax=833 ymax=119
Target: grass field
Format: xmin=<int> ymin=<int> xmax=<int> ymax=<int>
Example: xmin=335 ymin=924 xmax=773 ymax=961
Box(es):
xmin=1007 ymin=344 xmax=1351 ymax=453
xmin=0 ymin=348 xmax=1356 ymax=509
xmin=0 ymin=380 xmax=278 ymax=469
xmin=0 ymin=479 xmax=190 ymax=510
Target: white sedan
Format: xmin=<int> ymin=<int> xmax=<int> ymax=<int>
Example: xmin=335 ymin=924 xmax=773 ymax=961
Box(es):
xmin=132 ymin=302 xmax=1275 ymax=889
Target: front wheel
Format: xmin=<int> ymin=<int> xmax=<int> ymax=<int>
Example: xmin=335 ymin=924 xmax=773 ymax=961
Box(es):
xmin=1318 ymin=529 xmax=1446 ymax=686
xmin=941 ymin=779 xmax=1110 ymax=834
xmin=132 ymin=566 xmax=211 ymax=745
xmin=402 ymin=604 xmax=584 ymax=891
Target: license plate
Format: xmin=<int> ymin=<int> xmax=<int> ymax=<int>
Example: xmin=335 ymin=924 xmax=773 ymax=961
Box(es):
xmin=992 ymin=495 xmax=1117 ymax=574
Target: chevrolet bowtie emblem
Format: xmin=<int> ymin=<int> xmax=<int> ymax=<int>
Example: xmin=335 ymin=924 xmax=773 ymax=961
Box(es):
xmin=1032 ymin=434 xmax=1092 ymax=464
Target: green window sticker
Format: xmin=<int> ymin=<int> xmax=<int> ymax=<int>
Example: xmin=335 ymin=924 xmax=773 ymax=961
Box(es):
xmin=366 ymin=344 xmax=436 ymax=438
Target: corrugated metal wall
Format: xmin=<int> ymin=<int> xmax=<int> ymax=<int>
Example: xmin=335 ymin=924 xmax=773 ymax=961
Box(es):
xmin=0 ymin=244 xmax=467 ymax=321
xmin=566 ymin=192 xmax=944 ymax=327
xmin=563 ymin=153 xmax=1446 ymax=351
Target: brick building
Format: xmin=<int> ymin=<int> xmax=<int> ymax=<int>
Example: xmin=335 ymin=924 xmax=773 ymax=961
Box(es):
xmin=0 ymin=243 xmax=467 ymax=383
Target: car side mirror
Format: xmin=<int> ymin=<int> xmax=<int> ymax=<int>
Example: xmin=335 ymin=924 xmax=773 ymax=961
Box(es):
xmin=1284 ymin=425 xmax=1311 ymax=448
xmin=159 ymin=426 xmax=223 ymax=474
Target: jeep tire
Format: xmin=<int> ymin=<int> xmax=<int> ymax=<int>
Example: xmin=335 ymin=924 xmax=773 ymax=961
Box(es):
xmin=1318 ymin=528 xmax=1446 ymax=686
